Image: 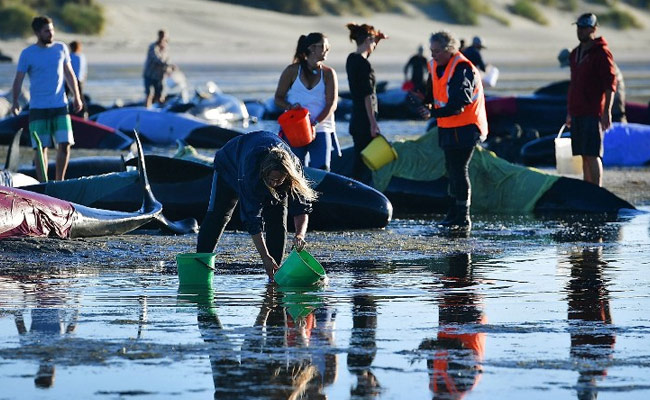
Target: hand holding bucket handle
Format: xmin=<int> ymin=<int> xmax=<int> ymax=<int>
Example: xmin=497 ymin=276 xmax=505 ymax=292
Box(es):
xmin=292 ymin=236 xmax=307 ymax=252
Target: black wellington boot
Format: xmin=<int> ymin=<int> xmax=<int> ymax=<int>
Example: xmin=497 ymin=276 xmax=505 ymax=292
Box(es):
xmin=437 ymin=204 xmax=457 ymax=227
xmin=448 ymin=205 xmax=471 ymax=231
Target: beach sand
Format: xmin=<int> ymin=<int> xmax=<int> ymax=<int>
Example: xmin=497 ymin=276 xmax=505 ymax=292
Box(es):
xmin=1 ymin=0 xmax=650 ymax=66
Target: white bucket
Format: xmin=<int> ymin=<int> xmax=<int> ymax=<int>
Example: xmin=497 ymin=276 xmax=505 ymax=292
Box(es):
xmin=554 ymin=124 xmax=582 ymax=176
xmin=482 ymin=65 xmax=499 ymax=88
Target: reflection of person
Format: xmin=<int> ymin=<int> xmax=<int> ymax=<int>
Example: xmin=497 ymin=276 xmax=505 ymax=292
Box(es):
xmin=13 ymin=279 xmax=78 ymax=389
xmin=274 ymin=32 xmax=340 ymax=171
xmin=189 ymin=284 xmax=334 ymax=398
xmin=461 ymin=36 xmax=486 ymax=72
xmin=143 ymin=29 xmax=175 ymax=108
xmin=403 ymin=45 xmax=428 ymax=93
xmin=11 ymin=16 xmax=82 ymax=182
xmin=348 ymin=294 xmax=381 ymax=399
xmin=345 ymin=23 xmax=388 ymax=183
xmin=559 ymin=47 xmax=626 ymax=123
xmin=566 ymin=247 xmax=615 ymax=400
xmin=196 ymin=130 xmax=317 ymax=280
xmin=68 ymin=40 xmax=88 ymax=118
xmin=566 ymin=13 xmax=617 ymax=187
xmin=419 ymin=31 xmax=488 ymax=231
xmin=419 ymin=253 xmax=486 ymax=399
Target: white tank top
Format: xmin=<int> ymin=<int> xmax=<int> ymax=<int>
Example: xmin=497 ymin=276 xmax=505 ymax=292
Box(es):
xmin=286 ymin=66 xmax=335 ymax=133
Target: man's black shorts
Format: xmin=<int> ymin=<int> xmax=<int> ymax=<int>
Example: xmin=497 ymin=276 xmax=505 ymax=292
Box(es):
xmin=571 ymin=115 xmax=603 ymax=158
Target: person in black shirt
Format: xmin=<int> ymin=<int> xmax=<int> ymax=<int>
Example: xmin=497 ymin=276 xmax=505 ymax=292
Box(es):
xmin=403 ymin=45 xmax=428 ymax=94
xmin=461 ymin=36 xmax=486 ymax=72
xmin=345 ymin=22 xmax=387 ymax=183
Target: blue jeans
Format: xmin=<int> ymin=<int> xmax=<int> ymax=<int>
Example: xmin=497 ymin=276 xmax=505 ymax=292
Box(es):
xmin=290 ymin=131 xmax=333 ymax=170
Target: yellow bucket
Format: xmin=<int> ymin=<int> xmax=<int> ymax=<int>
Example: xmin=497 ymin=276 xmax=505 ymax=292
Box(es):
xmin=361 ymin=135 xmax=398 ymax=171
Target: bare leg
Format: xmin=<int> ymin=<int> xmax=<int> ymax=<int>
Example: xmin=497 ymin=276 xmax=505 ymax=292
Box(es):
xmin=145 ymin=92 xmax=153 ymax=108
xmin=34 ymin=148 xmax=48 ymax=183
xmin=55 ymin=143 xmax=71 ymax=181
xmin=582 ymin=155 xmax=602 ymax=187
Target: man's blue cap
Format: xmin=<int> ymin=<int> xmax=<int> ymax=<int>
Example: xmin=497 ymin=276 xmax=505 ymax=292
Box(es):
xmin=574 ymin=13 xmax=598 ymax=28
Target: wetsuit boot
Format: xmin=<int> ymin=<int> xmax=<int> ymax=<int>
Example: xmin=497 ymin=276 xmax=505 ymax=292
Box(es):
xmin=437 ymin=203 xmax=457 ymax=227
xmin=448 ymin=204 xmax=471 ymax=231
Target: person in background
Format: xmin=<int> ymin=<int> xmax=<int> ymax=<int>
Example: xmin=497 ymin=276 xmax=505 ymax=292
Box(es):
xmin=461 ymin=36 xmax=486 ymax=72
xmin=196 ymin=130 xmax=317 ymax=281
xmin=559 ymin=47 xmax=626 ymax=123
xmin=274 ymin=32 xmax=340 ymax=171
xmin=566 ymin=13 xmax=617 ymax=187
xmin=418 ymin=30 xmax=488 ymax=231
xmin=403 ymin=45 xmax=428 ymax=93
xmin=10 ymin=15 xmax=82 ymax=182
xmin=143 ymin=29 xmax=175 ymax=108
xmin=68 ymin=40 xmax=88 ymax=117
xmin=345 ymin=22 xmax=388 ymax=183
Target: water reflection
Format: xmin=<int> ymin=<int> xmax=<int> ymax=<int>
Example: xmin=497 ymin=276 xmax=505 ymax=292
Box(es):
xmin=178 ymin=284 xmax=336 ymax=399
xmin=419 ymin=253 xmax=486 ymax=399
xmin=565 ymin=247 xmax=616 ymax=400
xmin=12 ymin=276 xmax=80 ymax=389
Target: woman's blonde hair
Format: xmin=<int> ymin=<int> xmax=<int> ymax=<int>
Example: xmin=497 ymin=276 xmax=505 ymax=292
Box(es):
xmin=260 ymin=147 xmax=318 ymax=202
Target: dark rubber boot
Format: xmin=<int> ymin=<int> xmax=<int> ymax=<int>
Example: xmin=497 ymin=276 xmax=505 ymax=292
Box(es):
xmin=438 ymin=205 xmax=457 ymax=227
xmin=448 ymin=205 xmax=471 ymax=231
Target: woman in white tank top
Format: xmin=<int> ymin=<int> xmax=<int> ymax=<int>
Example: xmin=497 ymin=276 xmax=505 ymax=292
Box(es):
xmin=274 ymin=32 xmax=340 ymax=170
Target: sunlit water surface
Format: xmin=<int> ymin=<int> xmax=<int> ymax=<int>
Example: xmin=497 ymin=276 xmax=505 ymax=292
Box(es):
xmin=1 ymin=210 xmax=649 ymax=399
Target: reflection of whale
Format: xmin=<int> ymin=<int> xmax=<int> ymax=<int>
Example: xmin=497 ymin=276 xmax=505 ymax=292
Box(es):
xmin=0 ymin=133 xmax=197 ymax=238
xmin=0 ymin=112 xmax=133 ymax=150
xmin=18 ymin=151 xmax=392 ymax=231
xmin=330 ymin=128 xmax=636 ymax=217
xmin=91 ymin=107 xmax=241 ymax=148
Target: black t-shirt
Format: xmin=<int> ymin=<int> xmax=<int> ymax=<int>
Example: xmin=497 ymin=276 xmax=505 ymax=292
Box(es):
xmin=405 ymin=54 xmax=428 ymax=85
xmin=346 ymin=52 xmax=377 ymax=115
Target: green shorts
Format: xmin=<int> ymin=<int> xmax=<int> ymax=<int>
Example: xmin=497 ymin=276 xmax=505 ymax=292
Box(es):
xmin=28 ymin=107 xmax=74 ymax=149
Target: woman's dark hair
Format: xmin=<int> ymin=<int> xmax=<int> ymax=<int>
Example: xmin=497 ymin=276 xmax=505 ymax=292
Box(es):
xmin=346 ymin=23 xmax=377 ymax=46
xmin=293 ymin=32 xmax=325 ymax=66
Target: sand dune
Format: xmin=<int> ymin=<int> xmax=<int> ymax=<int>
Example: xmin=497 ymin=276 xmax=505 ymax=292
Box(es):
xmin=1 ymin=0 xmax=649 ymax=67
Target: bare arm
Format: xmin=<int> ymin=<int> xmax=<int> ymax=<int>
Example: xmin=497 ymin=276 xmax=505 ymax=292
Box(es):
xmin=63 ymin=61 xmax=82 ymax=113
xmin=313 ymin=66 xmax=338 ymax=125
xmin=251 ymin=232 xmax=280 ymax=280
xmin=10 ymin=71 xmax=26 ymax=115
xmin=274 ymin=64 xmax=300 ymax=111
xmin=292 ymin=214 xmax=309 ymax=252
xmin=601 ymin=88 xmax=614 ymax=131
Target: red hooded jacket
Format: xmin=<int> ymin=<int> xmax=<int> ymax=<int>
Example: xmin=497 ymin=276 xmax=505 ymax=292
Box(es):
xmin=568 ymin=36 xmax=617 ymax=117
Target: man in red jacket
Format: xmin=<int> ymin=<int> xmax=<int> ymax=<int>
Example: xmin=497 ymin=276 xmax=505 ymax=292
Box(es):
xmin=566 ymin=13 xmax=617 ymax=187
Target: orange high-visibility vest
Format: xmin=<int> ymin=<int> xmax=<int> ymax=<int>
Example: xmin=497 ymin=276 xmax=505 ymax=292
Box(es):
xmin=428 ymin=52 xmax=488 ymax=141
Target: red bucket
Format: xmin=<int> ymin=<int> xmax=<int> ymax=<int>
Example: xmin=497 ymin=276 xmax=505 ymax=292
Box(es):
xmin=278 ymin=108 xmax=315 ymax=148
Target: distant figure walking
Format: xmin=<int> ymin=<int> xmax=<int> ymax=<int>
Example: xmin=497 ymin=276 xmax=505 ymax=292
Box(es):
xmin=68 ymin=40 xmax=88 ymax=117
xmin=403 ymin=45 xmax=428 ymax=93
xmin=418 ymin=30 xmax=488 ymax=232
xmin=143 ymin=29 xmax=175 ymax=108
xmin=461 ymin=36 xmax=486 ymax=72
xmin=11 ymin=16 xmax=82 ymax=182
xmin=345 ymin=23 xmax=388 ymax=183
xmin=566 ymin=13 xmax=617 ymax=187
xmin=274 ymin=32 xmax=340 ymax=171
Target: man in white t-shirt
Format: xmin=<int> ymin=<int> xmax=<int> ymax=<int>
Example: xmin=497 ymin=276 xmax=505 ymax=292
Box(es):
xmin=11 ymin=16 xmax=82 ymax=182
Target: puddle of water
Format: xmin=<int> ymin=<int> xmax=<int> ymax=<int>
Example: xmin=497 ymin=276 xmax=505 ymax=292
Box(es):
xmin=1 ymin=210 xmax=650 ymax=399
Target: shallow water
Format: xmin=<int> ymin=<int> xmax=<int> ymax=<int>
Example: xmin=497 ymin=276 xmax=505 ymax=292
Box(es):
xmin=1 ymin=209 xmax=649 ymax=399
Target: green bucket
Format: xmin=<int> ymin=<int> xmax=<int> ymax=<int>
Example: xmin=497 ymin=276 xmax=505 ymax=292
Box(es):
xmin=274 ymin=249 xmax=326 ymax=287
xmin=281 ymin=291 xmax=323 ymax=320
xmin=176 ymin=253 xmax=215 ymax=287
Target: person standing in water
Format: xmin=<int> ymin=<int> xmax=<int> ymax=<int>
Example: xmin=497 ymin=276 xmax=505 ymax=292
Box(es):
xmin=11 ymin=15 xmax=82 ymax=182
xmin=566 ymin=13 xmax=617 ymax=187
xmin=143 ymin=29 xmax=175 ymax=108
xmin=345 ymin=23 xmax=388 ymax=183
xmin=196 ymin=130 xmax=318 ymax=280
xmin=274 ymin=32 xmax=340 ymax=171
xmin=403 ymin=45 xmax=428 ymax=94
xmin=419 ymin=30 xmax=488 ymax=232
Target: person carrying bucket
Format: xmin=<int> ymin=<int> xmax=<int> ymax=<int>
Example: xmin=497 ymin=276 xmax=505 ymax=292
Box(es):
xmin=274 ymin=32 xmax=340 ymax=171
xmin=345 ymin=23 xmax=388 ymax=183
xmin=417 ymin=30 xmax=488 ymax=231
xmin=196 ymin=130 xmax=318 ymax=280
